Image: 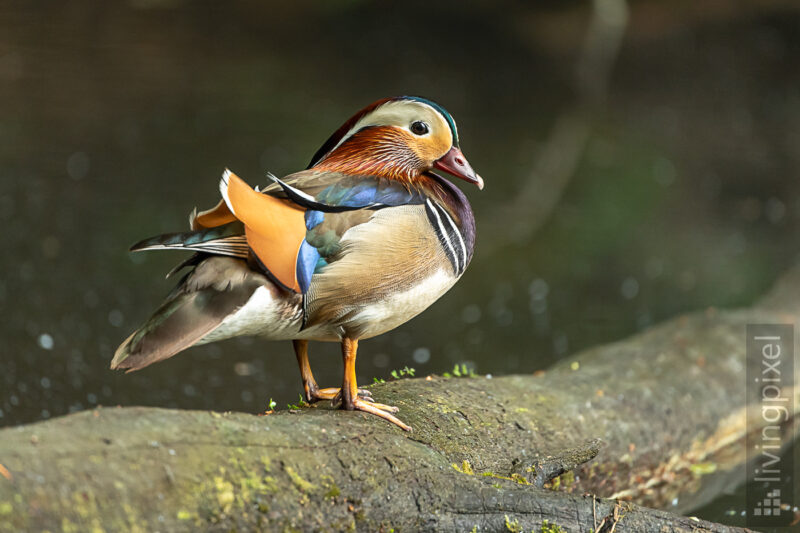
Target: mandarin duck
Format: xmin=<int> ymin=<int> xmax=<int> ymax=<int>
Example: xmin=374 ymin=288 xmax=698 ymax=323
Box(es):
xmin=111 ymin=96 xmax=483 ymax=430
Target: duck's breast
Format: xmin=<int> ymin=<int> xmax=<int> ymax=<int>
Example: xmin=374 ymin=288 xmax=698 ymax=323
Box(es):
xmin=302 ymin=204 xmax=461 ymax=340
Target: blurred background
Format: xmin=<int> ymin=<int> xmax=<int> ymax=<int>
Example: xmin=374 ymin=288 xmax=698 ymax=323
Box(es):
xmin=1 ymin=0 xmax=799 ymax=524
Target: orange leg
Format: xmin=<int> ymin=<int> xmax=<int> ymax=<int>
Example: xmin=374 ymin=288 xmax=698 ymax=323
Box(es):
xmin=292 ymin=339 xmax=372 ymax=403
xmin=339 ymin=338 xmax=411 ymax=431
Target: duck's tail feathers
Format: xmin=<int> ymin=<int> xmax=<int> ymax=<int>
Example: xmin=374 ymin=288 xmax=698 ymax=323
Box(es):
xmin=111 ymin=257 xmax=263 ymax=372
xmin=110 ymin=291 xmax=226 ymax=372
xmin=129 ymin=222 xmax=250 ymax=260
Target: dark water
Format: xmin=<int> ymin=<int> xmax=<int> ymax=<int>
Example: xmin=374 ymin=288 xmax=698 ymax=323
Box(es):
xmin=2 ymin=1 xmax=800 ymax=526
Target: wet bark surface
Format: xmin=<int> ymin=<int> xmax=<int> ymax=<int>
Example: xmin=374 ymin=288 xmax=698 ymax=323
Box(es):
xmin=2 ymin=267 xmax=799 ymax=532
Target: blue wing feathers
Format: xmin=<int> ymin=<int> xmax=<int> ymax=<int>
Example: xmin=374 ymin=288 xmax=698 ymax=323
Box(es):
xmin=343 ymin=189 xmax=375 ymax=206
xmin=317 ymin=180 xmax=416 ymax=207
xmin=296 ymin=240 xmax=321 ymax=294
xmin=305 ymin=210 xmax=324 ymax=230
xmin=314 ymin=257 xmax=328 ymax=273
xmin=271 ymin=174 xmax=421 ymax=212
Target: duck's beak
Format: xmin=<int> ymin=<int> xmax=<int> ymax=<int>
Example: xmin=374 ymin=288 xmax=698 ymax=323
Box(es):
xmin=433 ymin=147 xmax=484 ymax=190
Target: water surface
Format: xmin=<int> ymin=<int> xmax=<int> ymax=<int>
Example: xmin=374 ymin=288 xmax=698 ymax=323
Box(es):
xmin=2 ymin=2 xmax=799 ymax=525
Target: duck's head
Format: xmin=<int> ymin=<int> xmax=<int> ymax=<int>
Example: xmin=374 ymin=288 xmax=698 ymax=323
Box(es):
xmin=309 ymin=96 xmax=483 ymax=189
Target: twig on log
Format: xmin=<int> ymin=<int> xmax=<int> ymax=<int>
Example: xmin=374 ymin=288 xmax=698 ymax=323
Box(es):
xmin=515 ymin=437 xmax=603 ymax=488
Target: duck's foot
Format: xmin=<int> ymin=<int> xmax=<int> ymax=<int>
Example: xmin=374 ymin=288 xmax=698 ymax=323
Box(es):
xmin=347 ymin=398 xmax=411 ymax=431
xmin=331 ymin=388 xmax=389 ymax=409
xmin=306 ymin=386 xmax=372 ymax=403
xmin=333 ymin=337 xmax=411 ymax=431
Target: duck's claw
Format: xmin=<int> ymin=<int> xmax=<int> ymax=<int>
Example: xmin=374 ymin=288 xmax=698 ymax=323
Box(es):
xmin=367 ymin=401 xmax=399 ymax=413
xmin=349 ymin=398 xmax=410 ymax=431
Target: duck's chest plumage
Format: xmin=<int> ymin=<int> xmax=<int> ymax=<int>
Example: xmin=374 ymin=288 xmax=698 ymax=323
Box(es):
xmin=300 ymin=201 xmax=466 ymax=340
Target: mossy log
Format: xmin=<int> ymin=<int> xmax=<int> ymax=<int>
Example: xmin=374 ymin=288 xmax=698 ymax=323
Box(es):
xmin=3 ymin=268 xmax=800 ymax=532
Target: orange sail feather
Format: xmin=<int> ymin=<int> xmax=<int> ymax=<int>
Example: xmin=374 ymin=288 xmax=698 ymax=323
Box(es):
xmin=220 ymin=170 xmax=306 ymax=292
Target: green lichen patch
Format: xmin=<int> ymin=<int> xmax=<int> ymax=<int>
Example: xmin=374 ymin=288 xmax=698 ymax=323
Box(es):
xmin=546 ymin=470 xmax=575 ymax=491
xmin=322 ymin=476 xmax=340 ymax=500
xmin=539 ymin=519 xmax=567 ymax=533
xmin=285 ymin=465 xmax=316 ymax=493
xmin=212 ymin=476 xmax=235 ymax=511
xmin=503 ymin=515 xmax=566 ymax=533
xmin=452 ymin=460 xmax=531 ymax=486
xmin=178 ymin=453 xmax=283 ymax=526
xmin=481 ymin=471 xmax=529 ymax=486
xmin=504 ymin=514 xmax=522 ymax=532
xmin=689 ymin=461 xmax=717 ymax=476
xmin=509 ymin=473 xmax=530 ymax=485
xmin=451 ymin=460 xmax=474 ymax=475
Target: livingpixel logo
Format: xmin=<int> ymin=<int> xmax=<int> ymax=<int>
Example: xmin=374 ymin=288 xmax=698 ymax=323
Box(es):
xmin=746 ymin=324 xmax=795 ymax=528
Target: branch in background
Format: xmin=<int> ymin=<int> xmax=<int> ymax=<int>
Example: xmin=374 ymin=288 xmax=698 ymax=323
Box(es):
xmin=482 ymin=0 xmax=629 ymax=252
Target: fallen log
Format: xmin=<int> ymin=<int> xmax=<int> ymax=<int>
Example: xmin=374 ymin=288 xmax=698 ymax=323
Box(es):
xmin=2 ymin=266 xmax=799 ymax=532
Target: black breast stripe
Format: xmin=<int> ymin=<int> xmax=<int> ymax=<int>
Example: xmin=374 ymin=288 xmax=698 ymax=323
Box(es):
xmin=424 ymin=198 xmax=466 ymax=276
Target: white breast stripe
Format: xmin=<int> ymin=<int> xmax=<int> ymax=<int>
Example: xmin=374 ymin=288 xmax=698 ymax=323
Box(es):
xmin=434 ymin=202 xmax=466 ymax=275
xmin=426 ymin=198 xmax=460 ymax=274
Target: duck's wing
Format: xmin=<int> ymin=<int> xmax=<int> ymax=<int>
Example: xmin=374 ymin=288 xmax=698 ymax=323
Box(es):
xmin=212 ymin=169 xmax=425 ymax=294
xmin=111 ymin=256 xmax=279 ymax=372
xmin=130 ymin=169 xmax=424 ymax=294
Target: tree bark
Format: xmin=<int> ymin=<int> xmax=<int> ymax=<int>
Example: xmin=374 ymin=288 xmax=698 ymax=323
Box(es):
xmin=2 ymin=267 xmax=800 ymax=532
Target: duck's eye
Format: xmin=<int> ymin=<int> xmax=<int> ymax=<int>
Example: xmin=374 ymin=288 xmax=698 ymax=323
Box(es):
xmin=410 ymin=121 xmax=430 ymax=136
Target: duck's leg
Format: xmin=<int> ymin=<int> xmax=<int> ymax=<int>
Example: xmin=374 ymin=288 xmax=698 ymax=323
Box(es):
xmin=292 ymin=339 xmax=372 ymax=403
xmin=293 ymin=339 xmax=323 ymax=402
xmin=339 ymin=337 xmax=411 ymax=431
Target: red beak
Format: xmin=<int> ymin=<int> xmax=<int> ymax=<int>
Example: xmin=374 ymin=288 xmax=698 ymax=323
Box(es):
xmin=433 ymin=147 xmax=484 ymax=190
